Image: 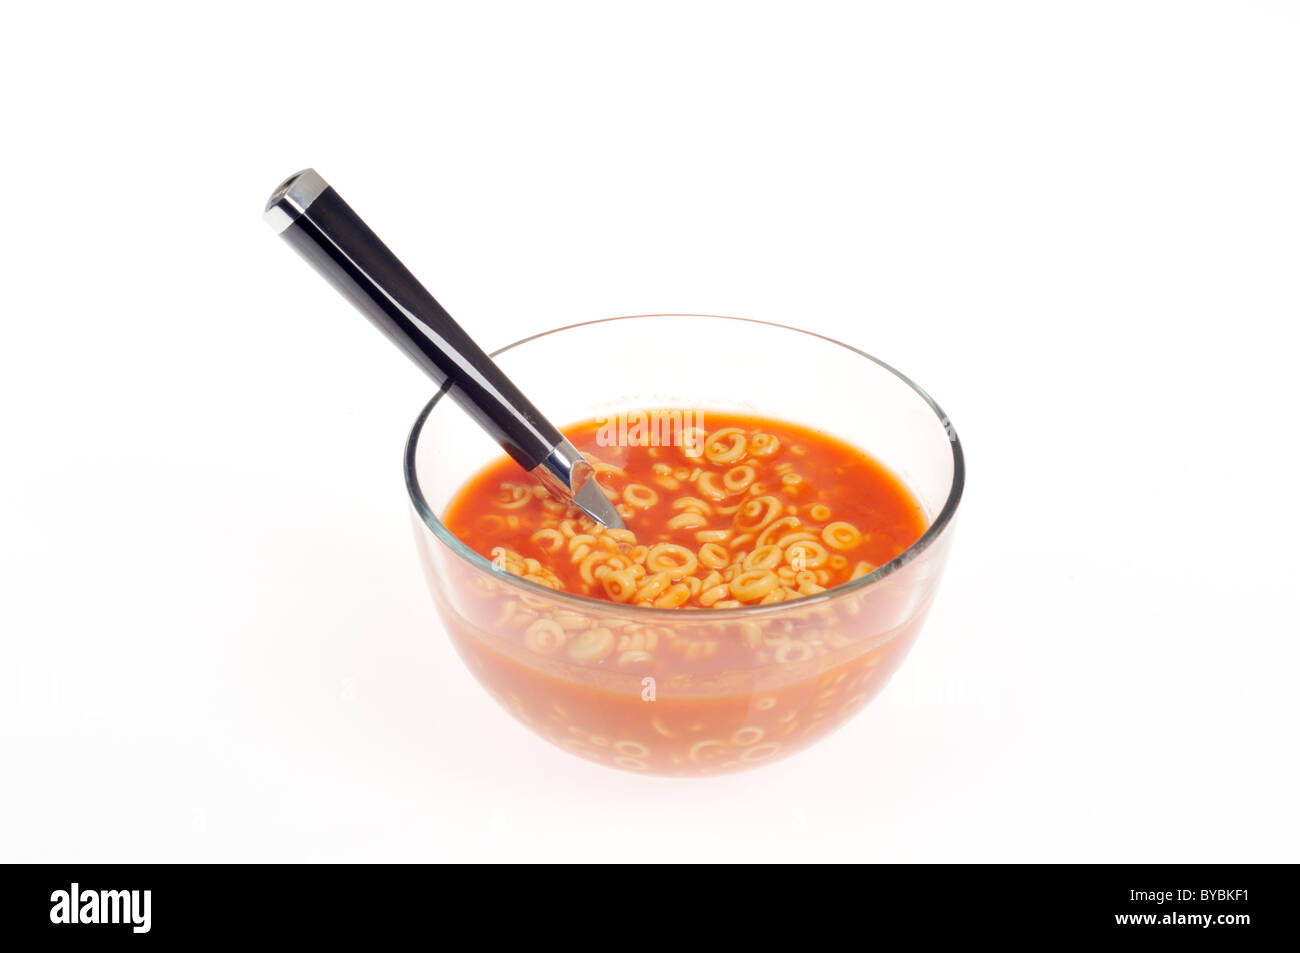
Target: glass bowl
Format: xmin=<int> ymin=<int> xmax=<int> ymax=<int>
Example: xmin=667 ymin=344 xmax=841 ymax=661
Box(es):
xmin=406 ymin=315 xmax=964 ymax=776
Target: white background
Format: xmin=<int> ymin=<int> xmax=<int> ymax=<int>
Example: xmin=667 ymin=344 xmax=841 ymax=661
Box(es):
xmin=2 ymin=1 xmax=1296 ymax=862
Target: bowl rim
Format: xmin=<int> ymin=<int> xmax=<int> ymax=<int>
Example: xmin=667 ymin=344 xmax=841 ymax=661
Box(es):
xmin=404 ymin=313 xmax=965 ymax=618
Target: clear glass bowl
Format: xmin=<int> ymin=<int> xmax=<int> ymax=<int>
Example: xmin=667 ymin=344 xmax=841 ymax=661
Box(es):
xmin=406 ymin=315 xmax=964 ymax=776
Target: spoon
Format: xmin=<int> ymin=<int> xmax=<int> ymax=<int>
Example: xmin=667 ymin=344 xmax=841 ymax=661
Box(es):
xmin=264 ymin=169 xmax=623 ymax=530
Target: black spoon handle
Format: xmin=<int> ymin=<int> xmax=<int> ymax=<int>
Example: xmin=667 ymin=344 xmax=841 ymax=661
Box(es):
xmin=264 ymin=169 xmax=560 ymax=470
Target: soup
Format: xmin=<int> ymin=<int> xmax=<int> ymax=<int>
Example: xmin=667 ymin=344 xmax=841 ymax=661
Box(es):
xmin=432 ymin=412 xmax=931 ymax=774
xmin=447 ymin=413 xmax=924 ymax=651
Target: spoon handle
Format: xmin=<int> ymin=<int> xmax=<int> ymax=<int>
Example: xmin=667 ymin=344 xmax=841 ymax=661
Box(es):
xmin=264 ymin=169 xmax=622 ymax=529
xmin=265 ymin=169 xmax=562 ymax=466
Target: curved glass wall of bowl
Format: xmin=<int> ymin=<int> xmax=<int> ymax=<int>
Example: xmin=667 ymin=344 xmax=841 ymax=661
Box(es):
xmin=406 ymin=315 xmax=964 ymax=776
